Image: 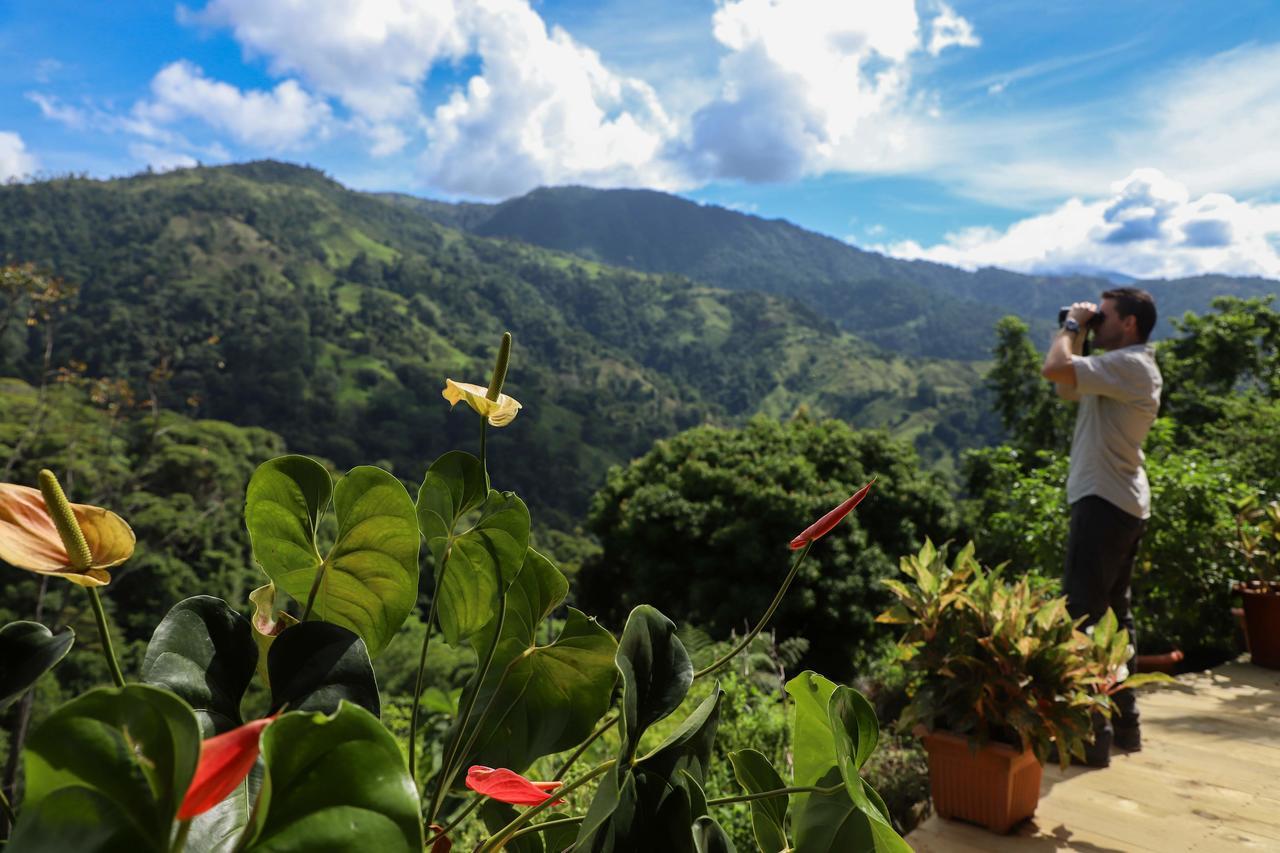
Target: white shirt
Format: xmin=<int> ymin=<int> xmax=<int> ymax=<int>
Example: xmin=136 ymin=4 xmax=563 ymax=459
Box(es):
xmin=1067 ymin=344 xmax=1163 ymax=519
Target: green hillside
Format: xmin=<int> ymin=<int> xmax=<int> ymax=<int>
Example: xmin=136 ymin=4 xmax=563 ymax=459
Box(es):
xmin=0 ymin=161 xmax=998 ymax=528
xmin=394 ymin=185 xmax=1279 ymax=359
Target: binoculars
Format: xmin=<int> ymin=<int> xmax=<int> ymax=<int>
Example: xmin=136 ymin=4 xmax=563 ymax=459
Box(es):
xmin=1058 ymin=307 xmax=1104 ymax=330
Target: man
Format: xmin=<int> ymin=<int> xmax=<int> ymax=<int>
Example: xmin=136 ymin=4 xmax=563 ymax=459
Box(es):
xmin=1040 ymin=287 xmax=1162 ymax=757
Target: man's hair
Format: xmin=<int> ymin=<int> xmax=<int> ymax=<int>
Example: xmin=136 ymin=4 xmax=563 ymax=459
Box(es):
xmin=1102 ymin=287 xmax=1157 ymax=342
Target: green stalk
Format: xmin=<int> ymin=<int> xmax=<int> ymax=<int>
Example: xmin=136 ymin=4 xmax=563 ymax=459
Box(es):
xmin=87 ymin=587 xmax=126 ymax=688
xmin=407 ymin=573 xmax=444 ymax=787
xmin=693 ymin=541 xmax=813 ymax=680
xmin=170 ymin=818 xmax=192 ymax=853
xmin=553 ymin=712 xmax=619 ymax=780
xmin=0 ymin=786 xmax=15 ymax=828
xmin=476 ymin=759 xmax=615 ymax=853
xmin=427 ymin=575 xmax=508 ymax=824
xmin=423 ymin=795 xmax=482 ymax=847
xmin=504 ymin=815 xmax=584 ymax=844
xmin=707 ymin=783 xmax=843 ymax=806
xmin=300 ymin=561 xmax=327 ymax=621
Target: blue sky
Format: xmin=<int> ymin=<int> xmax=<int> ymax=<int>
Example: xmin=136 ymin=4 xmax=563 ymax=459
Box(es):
xmin=3 ymin=0 xmax=1279 ymax=279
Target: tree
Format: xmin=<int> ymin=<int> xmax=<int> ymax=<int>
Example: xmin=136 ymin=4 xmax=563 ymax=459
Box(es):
xmin=576 ymin=415 xmax=958 ymax=677
xmin=985 ymin=316 xmax=1072 ymax=460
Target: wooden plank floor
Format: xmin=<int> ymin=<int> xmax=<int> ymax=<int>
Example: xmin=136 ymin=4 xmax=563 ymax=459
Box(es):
xmin=907 ymin=660 xmax=1280 ymax=852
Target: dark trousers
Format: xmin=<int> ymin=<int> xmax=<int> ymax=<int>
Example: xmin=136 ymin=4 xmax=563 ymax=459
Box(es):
xmin=1063 ymin=495 xmax=1146 ymax=730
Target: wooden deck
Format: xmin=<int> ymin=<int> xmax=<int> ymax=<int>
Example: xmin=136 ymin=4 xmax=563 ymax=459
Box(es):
xmin=907 ymin=660 xmax=1280 ymax=852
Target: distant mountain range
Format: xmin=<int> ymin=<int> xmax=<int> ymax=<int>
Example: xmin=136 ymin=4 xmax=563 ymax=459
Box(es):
xmin=383 ymin=185 xmax=1279 ymax=360
xmin=0 ymin=161 xmax=1002 ymax=526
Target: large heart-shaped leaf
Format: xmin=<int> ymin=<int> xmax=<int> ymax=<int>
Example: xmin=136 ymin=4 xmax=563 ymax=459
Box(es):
xmin=616 ymin=605 xmax=692 ymax=763
xmin=0 ymin=620 xmax=74 ymax=712
xmin=246 ymin=457 xmax=420 ymax=657
xmin=638 ymin=686 xmax=722 ymax=786
xmin=10 ymin=684 xmax=200 ymax=852
xmin=729 ymin=749 xmax=789 ymax=853
xmin=141 ymin=596 xmax=257 ymax=737
xmin=245 ymin=702 xmax=422 ymax=851
xmin=829 ymin=684 xmax=895 ymax=828
xmin=268 ymin=621 xmax=379 ymax=717
xmin=455 ymin=549 xmax=617 ymax=773
xmin=417 ymin=455 xmax=530 ymax=646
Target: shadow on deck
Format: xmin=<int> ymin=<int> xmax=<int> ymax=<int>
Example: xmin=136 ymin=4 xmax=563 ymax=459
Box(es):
xmin=906 ymin=660 xmax=1280 ymax=852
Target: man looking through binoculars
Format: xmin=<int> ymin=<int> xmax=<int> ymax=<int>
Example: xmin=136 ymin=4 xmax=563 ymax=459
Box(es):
xmin=1040 ymin=288 xmax=1162 ymax=761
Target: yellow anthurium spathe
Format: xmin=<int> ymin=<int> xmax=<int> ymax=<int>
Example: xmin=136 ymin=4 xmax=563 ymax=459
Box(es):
xmin=442 ymin=379 xmax=522 ymax=427
xmin=0 ymin=482 xmax=135 ymax=587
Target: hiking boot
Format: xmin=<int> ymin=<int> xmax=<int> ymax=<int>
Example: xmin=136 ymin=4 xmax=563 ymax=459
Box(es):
xmin=1114 ymin=725 xmax=1142 ymax=752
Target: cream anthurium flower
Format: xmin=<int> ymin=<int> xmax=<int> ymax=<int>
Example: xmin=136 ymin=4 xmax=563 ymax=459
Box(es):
xmin=0 ymin=483 xmax=135 ymax=587
xmin=442 ymin=379 xmax=522 ymax=427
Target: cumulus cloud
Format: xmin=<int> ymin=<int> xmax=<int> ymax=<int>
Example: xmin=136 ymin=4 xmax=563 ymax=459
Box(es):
xmin=420 ymin=1 xmax=681 ymax=196
xmin=880 ymin=168 xmax=1280 ymax=279
xmin=0 ymin=132 xmax=39 ymax=181
xmin=134 ymin=61 xmax=331 ymax=150
xmin=687 ymin=0 xmax=975 ymax=182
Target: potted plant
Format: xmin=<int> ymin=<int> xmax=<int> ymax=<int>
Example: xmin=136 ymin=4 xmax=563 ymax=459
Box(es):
xmin=1231 ymin=496 xmax=1280 ymax=669
xmin=877 ymin=540 xmax=1107 ymax=834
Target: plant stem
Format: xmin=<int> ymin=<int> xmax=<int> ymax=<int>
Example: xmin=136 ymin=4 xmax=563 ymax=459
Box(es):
xmin=87 ymin=586 xmax=126 ymax=687
xmin=407 ymin=582 xmax=443 ymax=787
xmin=708 ymin=782 xmax=843 ymax=806
xmin=423 ymin=795 xmax=483 ymax=846
xmin=554 ymin=712 xmax=619 ymax=780
xmin=693 ymin=541 xmax=813 ymax=681
xmin=427 ymin=576 xmax=508 ymax=823
xmin=170 ymin=818 xmax=192 ymax=853
xmin=300 ymin=561 xmax=327 ymax=621
xmin=0 ymin=787 xmax=15 ymax=828
xmin=478 ymin=420 xmax=489 ymax=487
xmin=476 ymin=759 xmax=615 ymax=853
xmin=504 ymin=815 xmax=583 ymax=844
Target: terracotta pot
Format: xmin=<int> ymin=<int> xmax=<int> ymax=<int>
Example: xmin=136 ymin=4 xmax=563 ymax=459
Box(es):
xmin=1134 ymin=649 xmax=1183 ymax=674
xmin=1238 ymin=581 xmax=1280 ymax=670
xmin=918 ymin=729 xmax=1042 ymax=834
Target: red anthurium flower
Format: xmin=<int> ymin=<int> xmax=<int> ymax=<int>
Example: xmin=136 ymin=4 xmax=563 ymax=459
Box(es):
xmin=789 ymin=478 xmax=876 ymax=550
xmin=178 ymin=717 xmax=274 ymax=820
xmin=465 ymin=766 xmax=564 ymax=807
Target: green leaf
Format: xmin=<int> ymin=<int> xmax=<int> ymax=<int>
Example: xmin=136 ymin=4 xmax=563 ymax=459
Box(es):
xmin=480 ymin=802 xmax=545 ymax=853
xmin=729 ymin=749 xmax=789 ymax=853
xmin=186 ymin=763 xmax=262 ymax=853
xmin=829 ymin=685 xmax=886 ymax=825
xmin=268 ymin=621 xmax=380 ymax=717
xmin=415 ymin=451 xmax=489 ymax=566
xmin=0 ymin=620 xmax=73 ymax=712
xmin=617 ymin=605 xmax=693 ymax=763
xmin=10 ymin=684 xmax=200 ymax=852
xmin=247 ymin=457 xmax=420 ymax=657
xmin=246 ymin=702 xmax=423 ymax=851
xmin=692 ymin=816 xmax=737 ymax=853
xmin=785 ymin=670 xmax=838 ymax=812
xmin=792 ymin=770 xmax=906 ymax=853
xmin=141 ymin=596 xmax=257 ymax=737
xmin=638 ymin=686 xmax=723 ymax=787
xmin=432 ymin=488 xmax=531 ymax=646
xmin=571 ymin=770 xmax=638 ymax=853
xmin=455 ymin=550 xmax=617 ymax=773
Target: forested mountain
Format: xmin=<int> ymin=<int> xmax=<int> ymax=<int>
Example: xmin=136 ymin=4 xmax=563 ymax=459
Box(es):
xmin=391 ymin=185 xmax=1280 ymax=360
xmin=0 ymin=161 xmax=997 ymax=529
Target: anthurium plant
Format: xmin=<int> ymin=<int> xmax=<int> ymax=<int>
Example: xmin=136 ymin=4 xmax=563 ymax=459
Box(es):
xmin=876 ymin=540 xmax=1111 ymax=768
xmin=0 ymin=332 xmax=909 ymax=852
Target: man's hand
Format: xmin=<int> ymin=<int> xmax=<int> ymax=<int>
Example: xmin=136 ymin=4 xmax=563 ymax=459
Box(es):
xmin=1068 ymin=301 xmax=1098 ymax=326
xmin=1042 ymin=302 xmax=1092 ymax=388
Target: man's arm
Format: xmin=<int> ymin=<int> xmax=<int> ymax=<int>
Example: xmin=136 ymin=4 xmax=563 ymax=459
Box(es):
xmin=1042 ymin=302 xmax=1095 ymax=395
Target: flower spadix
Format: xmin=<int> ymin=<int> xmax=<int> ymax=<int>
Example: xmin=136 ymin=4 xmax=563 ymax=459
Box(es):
xmin=442 ymin=379 xmax=522 ymax=426
xmin=0 ymin=471 xmax=134 ymax=586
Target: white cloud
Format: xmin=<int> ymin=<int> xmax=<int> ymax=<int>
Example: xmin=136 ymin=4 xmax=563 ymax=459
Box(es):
xmin=128 ymin=143 xmax=200 ymax=172
xmin=881 ymin=168 xmax=1280 ymax=279
xmin=926 ymin=2 xmax=979 ymax=56
xmin=134 ymin=62 xmax=331 ymax=150
xmin=186 ymin=0 xmax=468 ymax=122
xmin=421 ymin=1 xmax=681 ymax=196
xmin=687 ymin=0 xmax=975 ymax=181
xmin=0 ymin=132 xmax=39 ymax=181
